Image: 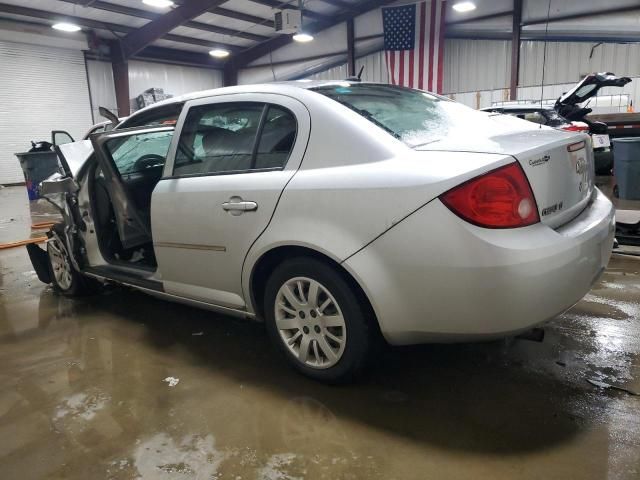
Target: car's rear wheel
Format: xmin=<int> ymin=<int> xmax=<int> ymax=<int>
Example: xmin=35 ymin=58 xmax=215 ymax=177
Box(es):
xmin=264 ymin=257 xmax=373 ymax=383
xmin=47 ymin=236 xmax=95 ymax=296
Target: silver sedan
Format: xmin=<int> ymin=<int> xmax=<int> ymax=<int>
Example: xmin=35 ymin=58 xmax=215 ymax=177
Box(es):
xmin=30 ymin=81 xmax=615 ymax=383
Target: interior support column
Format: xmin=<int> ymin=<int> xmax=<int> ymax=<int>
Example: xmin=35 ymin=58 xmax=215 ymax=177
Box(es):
xmin=347 ymin=18 xmax=356 ymax=77
xmin=111 ymin=41 xmax=130 ymax=117
xmin=509 ymin=0 xmax=522 ymax=101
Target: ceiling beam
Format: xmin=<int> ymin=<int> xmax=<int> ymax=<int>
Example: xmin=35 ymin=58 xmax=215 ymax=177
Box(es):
xmin=316 ymin=0 xmax=355 ymax=11
xmin=120 ymin=0 xmax=231 ymax=58
xmin=134 ymin=45 xmax=224 ymax=67
xmin=171 ymin=0 xmax=275 ymax=28
xmin=86 ymin=44 xmax=224 ymax=68
xmin=230 ymin=0 xmax=396 ymax=69
xmin=209 ymin=6 xmax=274 ymax=28
xmin=58 ymin=0 xmax=269 ymax=42
xmin=446 ymin=10 xmax=513 ymax=26
xmin=522 ymin=5 xmax=640 ymax=26
xmin=0 ymin=2 xmax=241 ymax=52
xmin=246 ymin=0 xmax=331 ymax=23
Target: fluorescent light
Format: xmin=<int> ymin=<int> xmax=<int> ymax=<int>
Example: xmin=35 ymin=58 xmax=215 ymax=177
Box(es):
xmin=52 ymin=22 xmax=82 ymax=32
xmin=292 ymin=32 xmax=314 ymax=43
xmin=143 ymin=0 xmax=174 ymax=8
xmin=452 ymin=1 xmax=476 ymax=12
xmin=209 ymin=48 xmax=230 ymax=58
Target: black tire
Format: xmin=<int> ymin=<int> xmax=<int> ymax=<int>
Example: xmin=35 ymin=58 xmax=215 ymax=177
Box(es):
xmin=264 ymin=256 xmax=374 ymax=384
xmin=47 ymin=235 xmax=97 ymax=296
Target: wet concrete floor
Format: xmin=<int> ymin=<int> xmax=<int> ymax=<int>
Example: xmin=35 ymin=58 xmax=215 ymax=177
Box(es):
xmin=1 ymin=186 xmax=640 ymax=479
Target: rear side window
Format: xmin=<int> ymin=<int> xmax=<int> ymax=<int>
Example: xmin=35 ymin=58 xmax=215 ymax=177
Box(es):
xmin=173 ymin=102 xmax=297 ymax=177
xmin=255 ymin=106 xmax=297 ymax=169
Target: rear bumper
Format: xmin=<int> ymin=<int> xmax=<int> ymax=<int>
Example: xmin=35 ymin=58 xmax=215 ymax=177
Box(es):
xmin=344 ymin=189 xmax=615 ymax=345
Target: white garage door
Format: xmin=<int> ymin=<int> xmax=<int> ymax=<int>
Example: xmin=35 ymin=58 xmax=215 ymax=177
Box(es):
xmin=0 ymin=41 xmax=93 ymax=184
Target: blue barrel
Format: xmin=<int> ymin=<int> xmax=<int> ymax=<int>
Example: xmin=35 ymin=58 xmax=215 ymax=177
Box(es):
xmin=612 ymin=137 xmax=640 ymax=200
xmin=14 ymin=151 xmax=61 ymax=200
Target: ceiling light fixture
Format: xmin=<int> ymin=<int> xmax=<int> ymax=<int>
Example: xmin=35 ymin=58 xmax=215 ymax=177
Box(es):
xmin=209 ymin=48 xmax=230 ymax=58
xmin=292 ymin=32 xmax=314 ymax=43
xmin=52 ymin=22 xmax=82 ymax=32
xmin=452 ymin=1 xmax=476 ymax=12
xmin=143 ymin=0 xmax=175 ymax=8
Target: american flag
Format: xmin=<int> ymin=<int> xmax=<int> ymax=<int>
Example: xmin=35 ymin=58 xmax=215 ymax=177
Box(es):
xmin=382 ymin=1 xmax=446 ymax=92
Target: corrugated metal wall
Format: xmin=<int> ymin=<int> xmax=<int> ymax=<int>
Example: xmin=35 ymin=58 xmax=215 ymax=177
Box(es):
xmin=0 ymin=41 xmax=92 ymax=184
xmin=305 ymin=51 xmax=389 ymax=83
xmin=86 ymin=60 xmax=117 ymax=123
xmin=519 ymin=41 xmax=640 ymax=86
xmin=443 ymin=39 xmax=512 ymax=93
xmin=307 ymin=63 xmax=348 ymax=81
xmin=443 ymin=39 xmax=640 ymax=94
xmin=128 ymin=60 xmax=222 ymax=111
xmin=86 ymin=59 xmax=223 ymax=118
xmin=356 ymin=50 xmax=389 ymax=83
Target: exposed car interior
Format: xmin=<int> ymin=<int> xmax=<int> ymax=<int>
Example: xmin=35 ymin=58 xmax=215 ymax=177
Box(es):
xmin=89 ymin=101 xmax=297 ymax=271
xmin=90 ymin=129 xmax=173 ymax=269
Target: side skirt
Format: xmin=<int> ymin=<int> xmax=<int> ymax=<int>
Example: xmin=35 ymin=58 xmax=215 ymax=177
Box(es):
xmin=82 ymin=266 xmax=256 ymax=321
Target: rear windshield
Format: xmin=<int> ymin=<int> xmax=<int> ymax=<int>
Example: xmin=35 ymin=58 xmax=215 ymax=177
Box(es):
xmin=311 ymin=84 xmax=476 ymax=148
xmin=541 ymin=109 xmax=569 ymax=127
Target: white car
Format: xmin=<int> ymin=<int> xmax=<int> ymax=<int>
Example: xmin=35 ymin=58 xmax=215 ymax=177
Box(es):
xmin=28 ymin=81 xmax=615 ymax=383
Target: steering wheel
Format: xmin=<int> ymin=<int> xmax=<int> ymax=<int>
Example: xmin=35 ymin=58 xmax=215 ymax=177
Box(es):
xmin=132 ymin=154 xmax=165 ymax=171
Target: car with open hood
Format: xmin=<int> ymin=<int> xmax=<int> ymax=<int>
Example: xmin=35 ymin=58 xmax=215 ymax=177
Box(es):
xmin=26 ymin=81 xmax=615 ymax=383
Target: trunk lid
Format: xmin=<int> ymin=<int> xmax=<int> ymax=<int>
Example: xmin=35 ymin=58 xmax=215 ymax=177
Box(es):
xmin=556 ymin=72 xmax=631 ymax=107
xmin=416 ymin=115 xmax=594 ymax=228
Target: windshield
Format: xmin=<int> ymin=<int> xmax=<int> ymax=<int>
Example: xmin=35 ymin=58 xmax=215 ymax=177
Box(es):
xmin=311 ymin=84 xmax=484 ymax=147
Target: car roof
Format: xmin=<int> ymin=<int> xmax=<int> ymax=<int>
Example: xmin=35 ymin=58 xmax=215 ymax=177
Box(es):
xmin=125 ymin=80 xmax=373 ymax=121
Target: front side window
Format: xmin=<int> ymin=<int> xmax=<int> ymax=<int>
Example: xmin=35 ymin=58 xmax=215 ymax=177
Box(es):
xmin=174 ymin=102 xmax=297 ymax=176
xmin=105 ymin=130 xmax=173 ymax=175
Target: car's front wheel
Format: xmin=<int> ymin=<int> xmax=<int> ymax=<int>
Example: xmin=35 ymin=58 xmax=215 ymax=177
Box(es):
xmin=47 ymin=236 xmax=95 ymax=296
xmin=264 ymin=257 xmax=374 ymax=383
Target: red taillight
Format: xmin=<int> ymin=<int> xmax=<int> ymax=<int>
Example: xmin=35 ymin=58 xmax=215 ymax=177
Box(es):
xmin=562 ymin=122 xmax=589 ymax=132
xmin=440 ymin=163 xmax=540 ymax=228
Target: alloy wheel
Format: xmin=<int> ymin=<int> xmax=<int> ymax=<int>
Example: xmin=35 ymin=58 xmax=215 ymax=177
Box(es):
xmin=48 ymin=239 xmax=73 ymax=291
xmin=274 ymin=276 xmax=347 ymax=369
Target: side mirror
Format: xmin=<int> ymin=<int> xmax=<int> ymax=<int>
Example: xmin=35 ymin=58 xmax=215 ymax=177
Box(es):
xmin=40 ymin=173 xmax=78 ymax=196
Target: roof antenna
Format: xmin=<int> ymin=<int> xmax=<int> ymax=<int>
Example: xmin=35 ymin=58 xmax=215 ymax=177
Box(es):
xmin=539 ymin=0 xmax=553 ymax=127
xmin=347 ymin=65 xmax=364 ymax=82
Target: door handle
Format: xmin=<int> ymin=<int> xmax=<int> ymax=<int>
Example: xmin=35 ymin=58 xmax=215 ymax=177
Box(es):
xmin=222 ymin=200 xmax=258 ymax=212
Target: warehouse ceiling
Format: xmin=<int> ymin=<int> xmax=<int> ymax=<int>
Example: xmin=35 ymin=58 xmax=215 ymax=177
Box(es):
xmin=0 ymin=0 xmax=392 ymax=68
xmin=0 ymin=0 xmax=639 ymax=70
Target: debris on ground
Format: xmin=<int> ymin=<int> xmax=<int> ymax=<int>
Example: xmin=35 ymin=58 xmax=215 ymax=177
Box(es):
xmin=163 ymin=377 xmax=180 ymax=387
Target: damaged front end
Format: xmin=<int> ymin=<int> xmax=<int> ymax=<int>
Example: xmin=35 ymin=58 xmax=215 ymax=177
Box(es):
xmin=26 ymin=142 xmax=92 ymax=284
